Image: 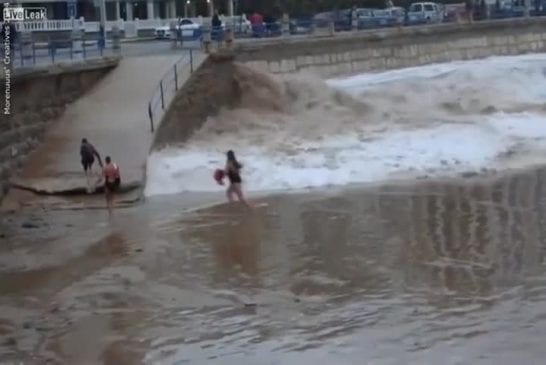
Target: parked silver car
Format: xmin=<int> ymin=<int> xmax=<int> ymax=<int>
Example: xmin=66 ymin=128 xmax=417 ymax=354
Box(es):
xmin=154 ymin=18 xmax=200 ymax=39
xmin=407 ymin=2 xmax=443 ymax=24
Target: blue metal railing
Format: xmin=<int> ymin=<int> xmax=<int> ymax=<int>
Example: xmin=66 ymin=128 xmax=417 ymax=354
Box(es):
xmin=148 ymin=48 xmax=195 ymax=133
xmin=139 ymin=9 xmax=546 ymax=46
xmin=2 ymin=37 xmax=110 ymax=68
xmin=214 ymin=8 xmax=546 ymax=39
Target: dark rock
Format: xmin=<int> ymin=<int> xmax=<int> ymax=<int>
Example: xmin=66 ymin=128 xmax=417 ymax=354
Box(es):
xmin=22 ymin=111 xmax=40 ymax=125
xmin=0 ymin=146 xmax=13 ymax=161
xmin=244 ymin=303 xmax=257 ymax=307
xmin=21 ymin=222 xmax=39 ymax=229
xmin=0 ymin=165 xmax=10 ymax=180
xmin=294 ymin=297 xmax=301 ymax=303
xmin=14 ymin=155 xmax=26 ymax=169
xmin=28 ymin=138 xmax=40 ymax=148
xmin=481 ymin=105 xmax=497 ymax=114
xmin=23 ymin=321 xmax=32 ymax=329
xmin=4 ymin=337 xmax=16 ymax=346
xmin=135 ymin=248 xmax=143 ymax=253
xmin=461 ymin=171 xmax=479 ymax=178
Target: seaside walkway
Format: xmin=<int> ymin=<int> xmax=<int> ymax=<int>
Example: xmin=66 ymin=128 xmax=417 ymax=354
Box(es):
xmin=8 ymin=53 xmax=205 ymax=207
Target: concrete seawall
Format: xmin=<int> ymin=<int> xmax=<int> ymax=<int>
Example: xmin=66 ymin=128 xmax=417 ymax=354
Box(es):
xmin=235 ymin=17 xmax=546 ymax=77
xmin=155 ymin=18 xmax=546 ymax=149
xmin=0 ymin=58 xmax=119 ymax=201
xmin=3 ymin=55 xmax=184 ymax=209
xmin=152 ymin=53 xmax=238 ymax=150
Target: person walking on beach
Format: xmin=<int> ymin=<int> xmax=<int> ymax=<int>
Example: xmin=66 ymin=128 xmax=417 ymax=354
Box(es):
xmin=102 ymin=156 xmax=121 ymax=215
xmin=225 ymin=150 xmax=249 ymax=207
xmin=80 ymin=138 xmax=103 ymax=192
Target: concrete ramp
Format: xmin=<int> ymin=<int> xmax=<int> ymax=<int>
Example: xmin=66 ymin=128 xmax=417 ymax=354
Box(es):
xmin=10 ymin=55 xmax=182 ymax=198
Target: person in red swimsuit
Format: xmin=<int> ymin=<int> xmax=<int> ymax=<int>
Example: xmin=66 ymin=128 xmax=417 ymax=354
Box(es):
xmin=102 ymin=156 xmax=121 ymax=215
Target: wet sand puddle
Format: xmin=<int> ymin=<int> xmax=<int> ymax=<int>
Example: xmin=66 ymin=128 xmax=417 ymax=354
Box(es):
xmin=2 ymin=168 xmax=546 ymax=364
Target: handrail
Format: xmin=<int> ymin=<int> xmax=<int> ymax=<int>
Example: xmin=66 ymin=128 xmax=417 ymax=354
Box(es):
xmin=1 ymin=37 xmax=108 ymax=68
xmin=147 ymin=48 xmax=195 ymax=133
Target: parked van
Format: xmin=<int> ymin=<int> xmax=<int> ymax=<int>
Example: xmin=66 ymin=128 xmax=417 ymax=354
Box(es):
xmin=407 ymin=2 xmax=442 ymax=24
xmin=357 ymin=7 xmax=405 ymax=29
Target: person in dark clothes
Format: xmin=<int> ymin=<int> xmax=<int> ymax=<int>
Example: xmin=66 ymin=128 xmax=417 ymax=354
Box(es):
xmin=225 ymin=150 xmax=249 ymax=207
xmin=80 ymin=138 xmax=103 ymax=192
xmin=212 ymin=10 xmax=222 ymax=28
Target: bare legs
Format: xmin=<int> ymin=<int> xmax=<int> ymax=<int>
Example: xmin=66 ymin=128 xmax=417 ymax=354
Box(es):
xmin=85 ymin=167 xmax=93 ymax=193
xmin=84 ymin=164 xmax=100 ymax=194
xmin=226 ymin=184 xmax=235 ymax=203
xmin=226 ymin=183 xmax=249 ymax=207
xmin=105 ymin=187 xmax=114 ymax=216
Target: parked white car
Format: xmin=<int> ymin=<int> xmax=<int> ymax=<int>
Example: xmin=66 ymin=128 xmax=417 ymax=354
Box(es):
xmin=154 ymin=18 xmax=200 ymax=39
xmin=215 ymin=15 xmax=252 ymax=34
xmin=407 ymin=2 xmax=442 ymax=24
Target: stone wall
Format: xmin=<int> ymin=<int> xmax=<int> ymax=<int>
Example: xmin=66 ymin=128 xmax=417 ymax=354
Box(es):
xmin=153 ymin=53 xmax=239 ymax=150
xmin=0 ymin=58 xmax=119 ymax=201
xmin=235 ymin=17 xmax=546 ymax=77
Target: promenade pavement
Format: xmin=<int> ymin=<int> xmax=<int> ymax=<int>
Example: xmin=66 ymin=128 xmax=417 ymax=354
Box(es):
xmin=9 ymin=52 xmax=205 ymax=206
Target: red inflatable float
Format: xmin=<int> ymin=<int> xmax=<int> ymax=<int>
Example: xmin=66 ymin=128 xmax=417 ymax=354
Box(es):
xmin=214 ymin=169 xmax=225 ymax=185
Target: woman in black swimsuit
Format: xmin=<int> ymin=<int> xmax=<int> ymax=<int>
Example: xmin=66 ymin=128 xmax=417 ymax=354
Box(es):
xmin=225 ymin=150 xmax=249 ymax=207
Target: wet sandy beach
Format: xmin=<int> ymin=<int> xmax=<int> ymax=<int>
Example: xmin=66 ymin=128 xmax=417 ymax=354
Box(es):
xmin=2 ymin=166 xmax=546 ymax=364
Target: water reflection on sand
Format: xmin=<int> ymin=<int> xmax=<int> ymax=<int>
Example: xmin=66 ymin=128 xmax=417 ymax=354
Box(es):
xmin=2 ymin=168 xmax=546 ymax=364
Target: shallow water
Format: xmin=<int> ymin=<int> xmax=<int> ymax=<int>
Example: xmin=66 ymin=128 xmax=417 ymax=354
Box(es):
xmin=2 ymin=166 xmax=546 ymax=364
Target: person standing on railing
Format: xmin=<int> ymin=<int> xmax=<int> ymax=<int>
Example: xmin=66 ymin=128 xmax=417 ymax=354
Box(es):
xmin=212 ymin=10 xmax=222 ymax=28
xmin=177 ymin=17 xmax=183 ymax=46
xmin=250 ymin=11 xmax=264 ymax=37
xmin=211 ymin=10 xmax=222 ymax=41
xmin=263 ymin=14 xmax=276 ymax=36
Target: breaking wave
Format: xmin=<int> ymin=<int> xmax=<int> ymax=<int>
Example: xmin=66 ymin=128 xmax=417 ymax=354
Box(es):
xmin=145 ymin=54 xmax=546 ymax=196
